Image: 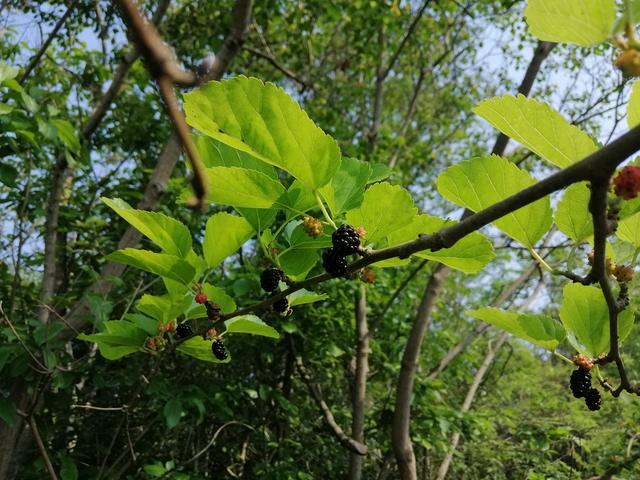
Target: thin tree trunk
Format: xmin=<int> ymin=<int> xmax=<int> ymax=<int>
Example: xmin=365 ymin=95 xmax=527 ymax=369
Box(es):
xmin=434 ymin=332 xmax=510 ymax=480
xmin=392 ymin=264 xmax=450 ymax=480
xmin=37 ymin=0 xmax=172 ymax=325
xmin=390 ymin=40 xmax=555 ymax=480
xmin=349 ymin=285 xmax=370 ymax=480
xmin=3 ymin=3 xmax=252 ymax=478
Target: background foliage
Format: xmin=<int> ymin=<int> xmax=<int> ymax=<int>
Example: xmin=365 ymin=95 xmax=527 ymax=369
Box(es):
xmin=1 ymin=1 xmax=639 ymax=479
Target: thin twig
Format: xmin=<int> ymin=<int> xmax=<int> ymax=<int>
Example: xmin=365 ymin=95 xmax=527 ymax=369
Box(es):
xmin=29 ymin=416 xmax=59 ymax=480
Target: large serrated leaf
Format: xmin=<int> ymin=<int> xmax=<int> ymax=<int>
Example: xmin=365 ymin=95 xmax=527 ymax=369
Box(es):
xmin=436 ymin=155 xmax=552 ymax=247
xmin=204 ymin=212 xmax=254 ymax=268
xmin=467 ymin=307 xmax=565 ymax=351
xmin=107 ymin=249 xmax=195 ymax=284
xmin=386 ymin=214 xmax=495 ymax=273
xmin=224 ymin=315 xmax=279 ymax=339
xmin=559 ymin=283 xmax=634 ymax=357
xmin=555 ymin=182 xmax=593 ymax=242
xmin=474 ymin=95 xmax=598 ymax=168
xmin=205 ymin=166 xmax=285 ymax=208
xmin=524 ymin=0 xmax=616 ymax=46
xmin=184 ymin=76 xmax=341 ymax=190
xmin=102 ymin=198 xmax=192 ymax=257
xmin=629 ymin=81 xmax=640 ymax=129
xmin=195 ymin=134 xmax=277 ymax=178
xmin=137 ymin=294 xmax=192 ymax=324
xmin=346 ymin=182 xmax=418 ymax=245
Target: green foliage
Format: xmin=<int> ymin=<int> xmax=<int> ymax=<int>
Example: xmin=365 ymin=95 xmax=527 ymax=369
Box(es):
xmin=524 ymin=0 xmax=616 ymax=46
xmin=560 ymin=283 xmax=634 ymax=357
xmin=184 ymin=76 xmax=341 ymax=190
xmin=467 ymin=308 xmax=565 ymax=351
xmin=437 ymin=154 xmax=552 ymax=247
xmin=474 ymin=95 xmax=598 ymax=168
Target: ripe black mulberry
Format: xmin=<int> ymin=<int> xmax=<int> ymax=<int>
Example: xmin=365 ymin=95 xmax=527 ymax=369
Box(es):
xmin=176 ymin=323 xmax=193 ymax=339
xmin=569 ymin=368 xmax=591 ymax=399
xmin=322 ymin=248 xmax=348 ymax=277
xmin=211 ymin=339 xmax=228 ymax=360
xmin=332 ymin=224 xmax=361 ymax=256
xmin=261 ymin=268 xmax=283 ymax=292
xmin=585 ymin=388 xmax=601 ymax=411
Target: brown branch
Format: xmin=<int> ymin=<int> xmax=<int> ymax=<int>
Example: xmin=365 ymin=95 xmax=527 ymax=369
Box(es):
xmin=38 ymin=0 xmax=172 ymax=325
xmin=590 ymin=179 xmax=638 ymax=396
xmin=29 ymin=416 xmax=59 ymax=480
xmin=294 ymin=354 xmax=367 ymax=456
xmin=62 ymin=0 xmax=253 ymax=338
xmin=215 ymin=122 xmax=640 ymax=325
xmin=19 ymin=4 xmax=75 ymax=85
xmin=349 ymin=285 xmax=370 ymax=480
xmin=244 ymin=46 xmax=310 ymax=89
xmin=115 ymin=0 xmax=195 ymax=86
xmin=382 ymin=0 xmax=433 ymax=80
xmin=115 ymin=0 xmax=208 ymax=208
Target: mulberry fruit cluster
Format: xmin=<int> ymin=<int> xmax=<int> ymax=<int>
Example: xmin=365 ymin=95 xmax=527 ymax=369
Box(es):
xmin=323 ymin=224 xmax=362 ymax=277
xmin=211 ymin=339 xmax=228 ymax=360
xmin=261 ymin=268 xmax=284 ymax=292
xmin=569 ymin=367 xmax=601 ymax=411
xmin=176 ymin=323 xmax=193 ymax=339
xmin=613 ymin=166 xmax=640 ymax=200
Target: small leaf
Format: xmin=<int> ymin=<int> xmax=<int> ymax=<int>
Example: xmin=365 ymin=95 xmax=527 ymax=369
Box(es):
xmin=163 ymin=399 xmax=183 ymax=429
xmin=205 ymin=166 xmax=285 ymax=208
xmin=0 ymin=162 xmax=18 ymax=188
xmin=204 ymin=212 xmax=254 ymax=268
xmin=524 ymin=0 xmax=616 ymax=46
xmin=473 ymin=95 xmax=598 ymax=168
xmin=177 ymin=336 xmax=230 ymax=363
xmin=106 ymin=249 xmax=195 ymax=284
xmin=555 ymin=182 xmax=593 ymax=242
xmin=0 ymin=63 xmax=19 ymax=82
xmin=346 ymin=182 xmax=417 ymax=245
xmin=51 ymin=119 xmax=80 ymax=154
xmin=559 ymin=283 xmax=634 ymax=357
xmin=60 ymin=458 xmax=79 ymax=480
xmin=184 ymin=76 xmax=341 ymax=190
xmin=386 ymin=214 xmax=495 ymax=273
xmin=77 ymin=320 xmax=148 ymax=360
xmin=467 ymin=307 xmax=565 ymax=351
xmin=288 ymin=289 xmax=329 ymax=307
xmin=224 ymin=315 xmax=279 ymax=339
xmin=0 ymin=398 xmax=16 ymax=426
xmin=617 ymin=211 xmax=640 ymax=247
xmin=629 ymin=81 xmax=640 ymax=129
xmin=437 ymin=155 xmax=552 ymax=247
xmin=319 ymin=157 xmax=371 ymax=214
xmin=137 ymin=294 xmax=191 ymax=324
xmin=102 ymin=198 xmax=192 ymax=257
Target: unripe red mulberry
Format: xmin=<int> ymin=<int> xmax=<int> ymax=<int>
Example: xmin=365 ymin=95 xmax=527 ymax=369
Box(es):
xmin=195 ymin=292 xmax=208 ymax=304
xmin=613 ymin=166 xmax=640 ymax=200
